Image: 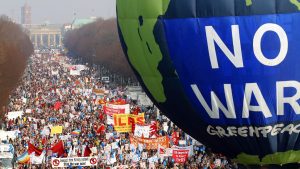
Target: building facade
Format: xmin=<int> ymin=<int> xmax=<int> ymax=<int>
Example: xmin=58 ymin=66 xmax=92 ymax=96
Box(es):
xmin=27 ymin=24 xmax=63 ymax=48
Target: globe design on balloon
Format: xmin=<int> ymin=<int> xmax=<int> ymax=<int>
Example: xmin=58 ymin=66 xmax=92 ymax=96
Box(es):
xmin=117 ymin=0 xmax=300 ymax=165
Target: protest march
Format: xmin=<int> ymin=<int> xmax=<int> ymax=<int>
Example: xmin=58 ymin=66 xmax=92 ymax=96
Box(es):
xmin=0 ymin=52 xmax=235 ymax=169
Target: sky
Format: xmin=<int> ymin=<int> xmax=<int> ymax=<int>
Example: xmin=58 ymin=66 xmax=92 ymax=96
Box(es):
xmin=0 ymin=0 xmax=116 ymax=24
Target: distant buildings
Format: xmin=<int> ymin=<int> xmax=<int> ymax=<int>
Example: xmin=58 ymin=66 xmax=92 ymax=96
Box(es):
xmin=19 ymin=2 xmax=97 ymax=49
xmin=71 ymin=17 xmax=97 ymax=30
xmin=21 ymin=2 xmax=31 ymax=25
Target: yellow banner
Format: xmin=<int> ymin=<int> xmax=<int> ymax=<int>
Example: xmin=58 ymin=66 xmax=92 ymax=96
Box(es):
xmin=113 ymin=113 xmax=145 ymax=133
xmin=51 ymin=126 xmax=63 ymax=135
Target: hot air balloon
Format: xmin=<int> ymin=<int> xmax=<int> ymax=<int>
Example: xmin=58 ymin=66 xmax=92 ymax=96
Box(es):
xmin=117 ymin=0 xmax=300 ymax=166
xmin=0 ymin=17 xmax=33 ymax=118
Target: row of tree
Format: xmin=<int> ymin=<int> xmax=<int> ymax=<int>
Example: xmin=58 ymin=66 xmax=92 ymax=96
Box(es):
xmin=0 ymin=16 xmax=33 ymax=114
xmin=64 ymin=18 xmax=135 ymax=80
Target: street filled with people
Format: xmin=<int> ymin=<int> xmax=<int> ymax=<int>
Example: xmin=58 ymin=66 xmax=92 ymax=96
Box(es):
xmin=0 ymin=52 xmax=236 ymax=169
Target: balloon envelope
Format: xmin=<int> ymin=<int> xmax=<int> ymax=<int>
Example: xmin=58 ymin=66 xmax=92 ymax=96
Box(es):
xmin=117 ymin=0 xmax=300 ymax=165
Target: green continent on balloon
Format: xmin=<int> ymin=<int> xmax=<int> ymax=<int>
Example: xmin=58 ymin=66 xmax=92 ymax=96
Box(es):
xmin=117 ymin=0 xmax=170 ymax=103
xmin=234 ymin=150 xmax=300 ymax=165
xmin=290 ymin=0 xmax=300 ymax=10
xmin=245 ymin=0 xmax=252 ymax=6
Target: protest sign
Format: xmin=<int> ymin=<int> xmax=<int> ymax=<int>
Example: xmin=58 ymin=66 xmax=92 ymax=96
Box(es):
xmin=134 ymin=124 xmax=150 ymax=138
xmin=7 ymin=111 xmax=23 ymax=120
xmin=51 ymin=126 xmax=63 ymax=135
xmin=70 ymin=69 xmax=81 ymax=76
xmin=93 ymin=89 xmax=106 ymax=96
xmin=0 ymin=144 xmax=14 ymax=158
xmin=51 ymin=157 xmax=98 ymax=167
xmin=103 ymin=106 xmax=125 ymax=116
xmin=172 ymin=149 xmax=189 ymax=163
xmin=148 ymin=156 xmax=158 ymax=163
xmin=0 ymin=130 xmax=19 ymax=141
xmin=25 ymin=109 xmax=32 ymax=113
xmin=172 ymin=145 xmax=194 ymax=157
xmin=107 ymin=104 xmax=130 ymax=114
xmin=129 ymin=134 xmax=169 ymax=150
xmin=113 ymin=114 xmax=144 ymax=133
xmin=112 ymin=165 xmax=129 ymax=169
xmin=52 ymin=70 xmax=59 ymax=75
xmin=157 ymin=145 xmax=173 ymax=157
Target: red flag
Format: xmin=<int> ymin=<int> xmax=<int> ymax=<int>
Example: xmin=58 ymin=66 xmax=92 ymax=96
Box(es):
xmin=96 ymin=124 xmax=106 ymax=134
xmin=42 ymin=138 xmax=47 ymax=145
xmin=150 ymin=121 xmax=158 ymax=137
xmin=54 ymin=101 xmax=62 ymax=111
xmin=28 ymin=142 xmax=43 ymax=156
xmin=50 ymin=141 xmax=65 ymax=157
xmin=172 ymin=132 xmax=179 ymax=145
xmin=83 ymin=146 xmax=92 ymax=157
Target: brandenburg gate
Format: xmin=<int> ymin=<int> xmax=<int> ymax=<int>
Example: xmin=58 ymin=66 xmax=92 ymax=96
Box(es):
xmin=26 ymin=24 xmax=62 ymax=48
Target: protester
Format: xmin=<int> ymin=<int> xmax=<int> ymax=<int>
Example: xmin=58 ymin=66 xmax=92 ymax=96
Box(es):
xmin=0 ymin=52 xmax=236 ymax=169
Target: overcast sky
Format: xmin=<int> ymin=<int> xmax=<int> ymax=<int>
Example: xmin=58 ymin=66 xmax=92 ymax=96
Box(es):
xmin=0 ymin=0 xmax=116 ymax=24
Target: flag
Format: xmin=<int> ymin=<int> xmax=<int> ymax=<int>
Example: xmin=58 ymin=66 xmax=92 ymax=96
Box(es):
xmin=30 ymin=150 xmax=46 ymax=164
xmin=54 ymin=101 xmax=63 ymax=111
xmin=28 ymin=142 xmax=43 ymax=156
xmin=71 ymin=129 xmax=81 ymax=136
xmin=50 ymin=141 xmax=65 ymax=157
xmin=83 ymin=146 xmax=92 ymax=157
xmin=150 ymin=121 xmax=158 ymax=137
xmin=17 ymin=152 xmax=30 ymax=164
xmin=96 ymin=125 xmax=106 ymax=134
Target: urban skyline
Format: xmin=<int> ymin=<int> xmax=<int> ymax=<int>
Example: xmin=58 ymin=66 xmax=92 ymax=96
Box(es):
xmin=0 ymin=0 xmax=116 ymax=24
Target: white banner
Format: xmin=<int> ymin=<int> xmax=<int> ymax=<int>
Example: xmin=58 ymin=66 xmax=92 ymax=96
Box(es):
xmin=51 ymin=157 xmax=98 ymax=168
xmin=107 ymin=104 xmax=130 ymax=114
xmin=0 ymin=144 xmax=13 ymax=158
xmin=70 ymin=69 xmax=81 ymax=76
xmin=172 ymin=145 xmax=194 ymax=157
xmin=30 ymin=151 xmax=46 ymax=164
xmin=75 ymin=65 xmax=88 ymax=71
xmin=52 ymin=70 xmax=59 ymax=75
xmin=7 ymin=111 xmax=23 ymax=120
xmin=0 ymin=130 xmax=19 ymax=141
xmin=134 ymin=124 xmax=150 ymax=138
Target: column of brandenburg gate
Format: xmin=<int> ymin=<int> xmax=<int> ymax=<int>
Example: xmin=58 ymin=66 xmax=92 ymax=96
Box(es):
xmin=26 ymin=24 xmax=62 ymax=48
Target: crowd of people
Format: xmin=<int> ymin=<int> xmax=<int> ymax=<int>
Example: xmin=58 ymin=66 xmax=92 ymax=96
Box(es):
xmin=0 ymin=52 xmax=237 ymax=169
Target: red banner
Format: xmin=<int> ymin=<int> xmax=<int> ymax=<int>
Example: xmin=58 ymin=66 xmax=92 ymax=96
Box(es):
xmin=103 ymin=106 xmax=125 ymax=116
xmin=172 ymin=149 xmax=189 ymax=163
xmin=129 ymin=134 xmax=169 ymax=150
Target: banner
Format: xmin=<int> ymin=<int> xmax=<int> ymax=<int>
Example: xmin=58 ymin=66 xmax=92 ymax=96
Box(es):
xmin=107 ymin=104 xmax=130 ymax=114
xmin=113 ymin=114 xmax=145 ymax=133
xmin=169 ymin=146 xmax=193 ymax=164
xmin=0 ymin=130 xmax=19 ymax=141
xmin=51 ymin=126 xmax=63 ymax=135
xmin=93 ymin=89 xmax=106 ymax=96
xmin=7 ymin=111 xmax=23 ymax=120
xmin=172 ymin=149 xmax=189 ymax=163
xmin=104 ymin=106 xmax=125 ymax=116
xmin=52 ymin=70 xmax=59 ymax=75
xmin=0 ymin=144 xmax=14 ymax=159
xmin=129 ymin=135 xmax=169 ymax=150
xmin=30 ymin=151 xmax=46 ymax=165
xmin=157 ymin=145 xmax=173 ymax=157
xmin=134 ymin=124 xmax=150 ymax=138
xmin=70 ymin=69 xmax=81 ymax=76
xmin=0 ymin=158 xmax=13 ymax=169
xmin=51 ymin=157 xmax=98 ymax=168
